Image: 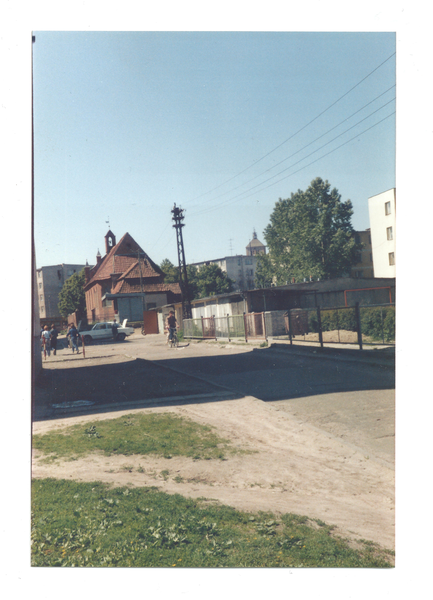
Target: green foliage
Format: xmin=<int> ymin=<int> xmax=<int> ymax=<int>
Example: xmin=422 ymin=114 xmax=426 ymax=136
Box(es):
xmin=255 ymin=254 xmax=274 ymax=288
xmin=160 ymin=259 xmax=179 ymax=284
xmin=32 ymin=412 xmax=236 ymax=462
xmin=308 ymin=308 xmax=357 ymax=333
xmin=187 ymin=264 xmax=234 ymax=300
xmin=58 ymin=269 xmax=86 ymax=318
xmin=160 ymin=260 xmax=233 ymax=300
xmin=360 ymin=306 xmax=395 ymax=342
xmin=306 ymin=306 xmax=395 ymax=342
xmin=31 ymin=479 xmax=393 ymax=567
xmin=263 ymin=177 xmax=361 ymax=284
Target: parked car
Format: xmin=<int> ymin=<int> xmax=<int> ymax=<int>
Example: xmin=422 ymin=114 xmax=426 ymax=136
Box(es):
xmin=80 ymin=320 xmax=134 ymax=344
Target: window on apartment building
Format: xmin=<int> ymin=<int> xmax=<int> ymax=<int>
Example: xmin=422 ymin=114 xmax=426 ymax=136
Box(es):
xmin=389 ymin=252 xmax=395 ymax=266
xmin=39 ymin=295 xmax=43 ymax=301
xmin=57 ymin=270 xmax=62 ymax=280
xmin=385 ymin=201 xmax=391 ymax=215
xmin=40 ymin=306 xmax=44 ymax=313
xmin=39 ymin=283 xmax=42 ymax=289
xmin=355 ymin=234 xmax=360 ymax=244
xmin=245 ymin=258 xmax=252 ymax=265
xmin=38 ymin=271 xmax=41 ymax=278
xmin=387 ymin=226 xmax=393 ymax=240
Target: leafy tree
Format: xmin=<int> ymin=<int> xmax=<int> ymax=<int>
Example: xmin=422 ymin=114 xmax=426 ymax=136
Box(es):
xmin=161 ymin=260 xmax=234 ymax=300
xmin=160 ymin=259 xmax=179 ymax=283
xmin=263 ymin=177 xmax=361 ymax=284
xmin=191 ymin=263 xmax=234 ymax=299
xmin=58 ymin=269 xmax=86 ymax=318
xmin=255 ymin=254 xmax=274 ymax=288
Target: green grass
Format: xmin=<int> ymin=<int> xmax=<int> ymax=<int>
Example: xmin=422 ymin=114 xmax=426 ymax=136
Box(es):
xmin=31 ymin=479 xmax=394 ymax=568
xmin=32 ymin=413 xmax=237 ymax=462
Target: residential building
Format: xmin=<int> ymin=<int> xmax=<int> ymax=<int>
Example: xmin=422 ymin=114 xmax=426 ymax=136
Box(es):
xmin=350 ymin=229 xmax=374 ymax=278
xmin=36 ymin=263 xmax=88 ymax=322
xmin=84 ymin=230 xmax=181 ymax=323
xmin=368 ymin=189 xmax=396 ymax=277
xmin=190 ymin=231 xmax=267 ymax=291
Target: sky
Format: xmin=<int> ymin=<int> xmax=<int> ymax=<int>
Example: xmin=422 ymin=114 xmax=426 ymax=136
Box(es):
xmin=32 ymin=31 xmax=396 ymax=269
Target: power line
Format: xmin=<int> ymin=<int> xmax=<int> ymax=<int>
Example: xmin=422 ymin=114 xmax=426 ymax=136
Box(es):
xmin=190 ymin=111 xmax=395 ymax=217
xmin=188 ymin=52 xmax=396 ymax=205
xmin=189 ymin=86 xmax=396 ymax=209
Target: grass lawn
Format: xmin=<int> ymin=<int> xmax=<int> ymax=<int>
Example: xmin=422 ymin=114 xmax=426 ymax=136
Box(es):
xmin=32 ymin=412 xmax=241 ymax=462
xmin=31 ymin=479 xmax=394 ymax=568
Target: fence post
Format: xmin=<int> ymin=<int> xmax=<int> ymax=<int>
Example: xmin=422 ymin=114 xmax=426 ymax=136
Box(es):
xmin=212 ymin=315 xmax=216 ymax=341
xmin=243 ymin=312 xmax=248 ymax=343
xmin=317 ymin=305 xmax=323 ymax=348
xmin=201 ymin=316 xmax=204 ymax=339
xmin=287 ymin=310 xmax=293 ymax=345
xmin=263 ymin=312 xmax=267 ymax=342
xmin=355 ymin=302 xmax=363 ymax=350
xmin=227 ymin=314 xmax=230 ymax=342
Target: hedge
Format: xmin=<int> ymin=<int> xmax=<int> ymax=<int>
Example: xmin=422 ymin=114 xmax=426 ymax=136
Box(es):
xmin=308 ymin=306 xmax=395 ymax=342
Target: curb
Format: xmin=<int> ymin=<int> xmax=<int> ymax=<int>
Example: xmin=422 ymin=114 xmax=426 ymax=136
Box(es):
xmin=267 ymin=343 xmax=395 ymax=368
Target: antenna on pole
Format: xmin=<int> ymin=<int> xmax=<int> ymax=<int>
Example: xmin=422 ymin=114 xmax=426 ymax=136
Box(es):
xmin=105 ymin=216 xmax=110 ymax=229
xmin=229 ymin=238 xmax=234 ymax=256
xmin=171 ymin=204 xmax=192 ymax=320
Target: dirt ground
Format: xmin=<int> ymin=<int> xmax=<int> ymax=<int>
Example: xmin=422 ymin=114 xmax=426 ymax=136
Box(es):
xmin=32 ymin=333 xmax=395 ymax=553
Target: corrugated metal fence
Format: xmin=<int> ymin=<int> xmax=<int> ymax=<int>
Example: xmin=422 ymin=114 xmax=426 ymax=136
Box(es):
xmin=183 ymin=303 xmax=395 ymax=349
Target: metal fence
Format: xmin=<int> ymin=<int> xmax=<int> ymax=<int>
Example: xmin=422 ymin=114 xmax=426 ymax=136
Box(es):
xmin=183 ymin=303 xmax=395 ymax=349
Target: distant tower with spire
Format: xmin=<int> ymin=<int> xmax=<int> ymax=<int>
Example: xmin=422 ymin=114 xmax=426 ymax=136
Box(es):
xmin=246 ymin=229 xmax=266 ymax=256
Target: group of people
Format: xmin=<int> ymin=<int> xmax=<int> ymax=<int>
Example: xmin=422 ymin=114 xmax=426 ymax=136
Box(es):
xmin=40 ymin=323 xmax=80 ymax=358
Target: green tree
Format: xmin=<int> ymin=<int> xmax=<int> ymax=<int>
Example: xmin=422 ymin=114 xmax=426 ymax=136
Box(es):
xmin=263 ymin=177 xmax=361 ymax=284
xmin=192 ymin=264 xmax=234 ymax=299
xmin=255 ymin=254 xmax=274 ymax=288
xmin=161 ymin=260 xmax=234 ymax=300
xmin=160 ymin=259 xmax=180 ymax=283
xmin=58 ymin=269 xmax=86 ymax=318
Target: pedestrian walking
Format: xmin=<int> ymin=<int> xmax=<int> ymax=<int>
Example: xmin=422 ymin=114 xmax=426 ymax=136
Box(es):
xmin=67 ymin=323 xmax=80 ymax=354
xmin=41 ymin=325 xmax=51 ymax=358
xmin=50 ymin=324 xmax=59 ymax=356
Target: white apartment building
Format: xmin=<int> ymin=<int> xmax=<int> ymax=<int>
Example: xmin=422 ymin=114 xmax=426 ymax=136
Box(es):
xmin=190 ymin=232 xmax=266 ymax=291
xmin=368 ymin=189 xmax=396 ymax=278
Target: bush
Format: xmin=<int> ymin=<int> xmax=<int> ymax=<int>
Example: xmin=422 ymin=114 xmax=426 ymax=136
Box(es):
xmin=308 ymin=308 xmax=356 ymax=333
xmin=307 ymin=305 xmax=395 ymax=342
xmin=360 ymin=306 xmax=395 ymax=342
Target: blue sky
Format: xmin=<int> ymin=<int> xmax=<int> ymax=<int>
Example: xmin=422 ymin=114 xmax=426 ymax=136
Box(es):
xmin=33 ymin=31 xmax=395 ymax=268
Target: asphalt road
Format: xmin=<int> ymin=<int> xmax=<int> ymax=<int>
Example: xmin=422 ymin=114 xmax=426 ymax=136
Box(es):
xmin=153 ymin=344 xmax=395 ymax=402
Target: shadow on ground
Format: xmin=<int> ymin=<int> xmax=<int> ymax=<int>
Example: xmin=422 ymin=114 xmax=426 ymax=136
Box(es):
xmin=32 ymin=357 xmax=237 ymax=422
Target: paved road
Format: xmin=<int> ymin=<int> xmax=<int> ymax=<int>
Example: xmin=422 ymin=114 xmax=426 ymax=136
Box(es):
xmin=34 ymin=334 xmax=395 ymax=463
xmin=150 ymin=340 xmax=395 ymax=464
xmin=153 ymin=343 xmax=394 ymax=402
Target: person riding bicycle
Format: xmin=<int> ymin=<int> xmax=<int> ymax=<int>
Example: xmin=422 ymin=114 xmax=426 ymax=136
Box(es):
xmin=165 ymin=310 xmax=177 ymax=344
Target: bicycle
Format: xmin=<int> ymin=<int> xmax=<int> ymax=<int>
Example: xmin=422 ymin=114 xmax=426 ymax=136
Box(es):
xmin=168 ymin=329 xmax=178 ymax=348
xmin=141 ymin=324 xmax=146 ymax=336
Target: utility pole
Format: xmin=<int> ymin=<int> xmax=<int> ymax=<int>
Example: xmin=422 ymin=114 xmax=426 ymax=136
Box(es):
xmin=171 ymin=204 xmax=192 ymax=320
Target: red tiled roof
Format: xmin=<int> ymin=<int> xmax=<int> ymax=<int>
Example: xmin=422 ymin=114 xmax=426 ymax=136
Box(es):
xmin=84 ymin=232 xmax=163 ymax=290
xmin=112 ymin=280 xmax=182 ymax=295
xmin=121 ymin=259 xmax=163 ymax=280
